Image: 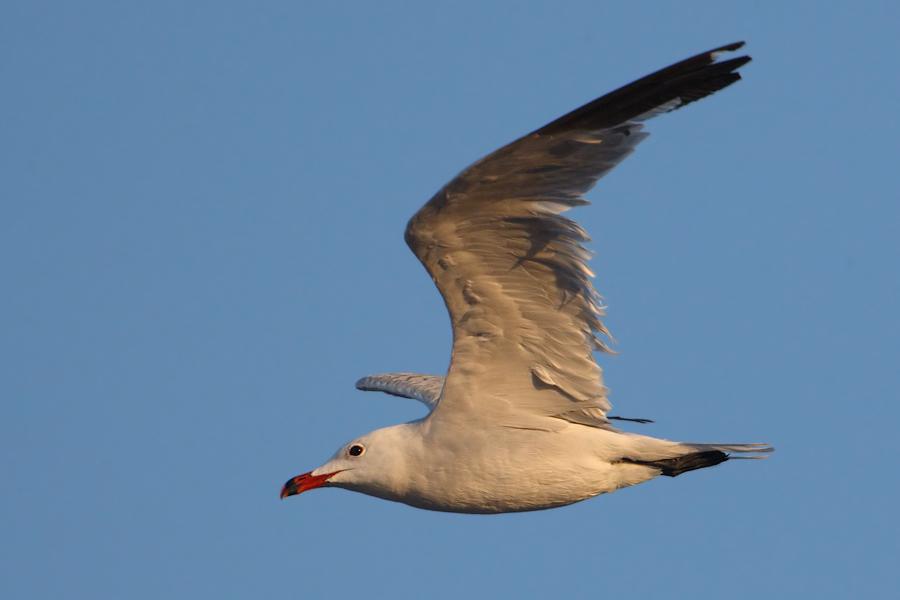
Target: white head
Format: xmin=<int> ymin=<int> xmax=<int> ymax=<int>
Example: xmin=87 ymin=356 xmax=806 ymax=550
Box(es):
xmin=280 ymin=423 xmax=418 ymax=502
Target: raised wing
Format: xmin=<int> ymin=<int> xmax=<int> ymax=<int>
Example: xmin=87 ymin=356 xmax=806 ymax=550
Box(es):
xmin=356 ymin=373 xmax=445 ymax=410
xmin=404 ymin=43 xmax=750 ymax=429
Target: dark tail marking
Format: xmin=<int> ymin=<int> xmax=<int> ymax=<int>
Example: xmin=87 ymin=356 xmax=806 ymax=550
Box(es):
xmin=608 ymin=415 xmax=654 ymax=424
xmin=622 ymin=450 xmax=728 ymax=477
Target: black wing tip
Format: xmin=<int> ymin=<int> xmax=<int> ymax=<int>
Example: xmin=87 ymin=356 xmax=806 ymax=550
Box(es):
xmin=716 ymin=53 xmax=752 ymax=69
xmin=535 ymin=41 xmax=750 ymax=137
xmin=712 ymin=40 xmax=746 ymax=53
xmin=667 ymin=41 xmax=749 ymax=69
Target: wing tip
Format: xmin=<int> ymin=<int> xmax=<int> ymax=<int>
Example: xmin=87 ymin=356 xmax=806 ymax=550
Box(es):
xmin=712 ymin=40 xmax=746 ymax=54
xmin=355 ymin=375 xmax=380 ymax=391
xmin=534 ymin=41 xmax=751 ymax=136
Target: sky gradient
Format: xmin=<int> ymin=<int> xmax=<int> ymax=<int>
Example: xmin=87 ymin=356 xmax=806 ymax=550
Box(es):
xmin=3 ymin=2 xmax=899 ymax=598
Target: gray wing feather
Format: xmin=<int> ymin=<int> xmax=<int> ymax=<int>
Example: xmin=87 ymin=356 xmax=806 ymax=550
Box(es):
xmin=403 ymin=43 xmax=750 ymax=429
xmin=356 ymin=373 xmax=445 ymax=410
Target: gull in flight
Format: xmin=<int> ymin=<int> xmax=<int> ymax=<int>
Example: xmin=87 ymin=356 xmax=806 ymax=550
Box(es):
xmin=282 ymin=42 xmax=772 ymax=513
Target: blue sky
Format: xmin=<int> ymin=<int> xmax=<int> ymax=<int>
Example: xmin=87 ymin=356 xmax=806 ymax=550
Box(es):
xmin=2 ymin=2 xmax=898 ymax=598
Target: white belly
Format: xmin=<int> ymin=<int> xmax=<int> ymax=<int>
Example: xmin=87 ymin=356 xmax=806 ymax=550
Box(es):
xmin=372 ymin=423 xmax=660 ymax=514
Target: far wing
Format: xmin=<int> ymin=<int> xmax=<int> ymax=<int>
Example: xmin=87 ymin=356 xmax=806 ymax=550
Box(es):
xmin=355 ymin=373 xmax=445 ymax=410
xmin=404 ymin=43 xmax=750 ymax=429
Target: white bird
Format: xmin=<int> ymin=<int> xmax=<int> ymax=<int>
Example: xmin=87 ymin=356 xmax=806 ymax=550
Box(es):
xmin=282 ymin=42 xmax=772 ymax=514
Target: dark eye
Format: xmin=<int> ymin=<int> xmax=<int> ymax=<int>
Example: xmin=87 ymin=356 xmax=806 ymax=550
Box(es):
xmin=348 ymin=445 xmax=364 ymax=457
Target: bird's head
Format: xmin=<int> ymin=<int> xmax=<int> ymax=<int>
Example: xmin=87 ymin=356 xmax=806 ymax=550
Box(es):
xmin=280 ymin=424 xmax=418 ymax=501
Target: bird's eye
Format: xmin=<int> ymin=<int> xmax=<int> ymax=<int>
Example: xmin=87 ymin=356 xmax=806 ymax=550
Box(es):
xmin=348 ymin=445 xmax=364 ymax=457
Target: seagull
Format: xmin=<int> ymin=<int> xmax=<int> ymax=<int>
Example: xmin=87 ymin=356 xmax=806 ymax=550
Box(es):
xmin=282 ymin=42 xmax=772 ymax=514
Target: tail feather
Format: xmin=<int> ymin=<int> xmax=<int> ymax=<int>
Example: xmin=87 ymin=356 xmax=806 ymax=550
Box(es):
xmin=622 ymin=443 xmax=773 ymax=477
xmin=684 ymin=442 xmax=774 ymax=455
xmin=623 ymin=450 xmax=729 ymax=477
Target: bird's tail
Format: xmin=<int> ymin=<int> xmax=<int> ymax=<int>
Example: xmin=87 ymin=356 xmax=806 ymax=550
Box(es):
xmin=622 ymin=443 xmax=773 ymax=477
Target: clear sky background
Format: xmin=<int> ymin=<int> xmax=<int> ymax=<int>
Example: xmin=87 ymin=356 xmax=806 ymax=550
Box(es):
xmin=3 ymin=2 xmax=899 ymax=598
